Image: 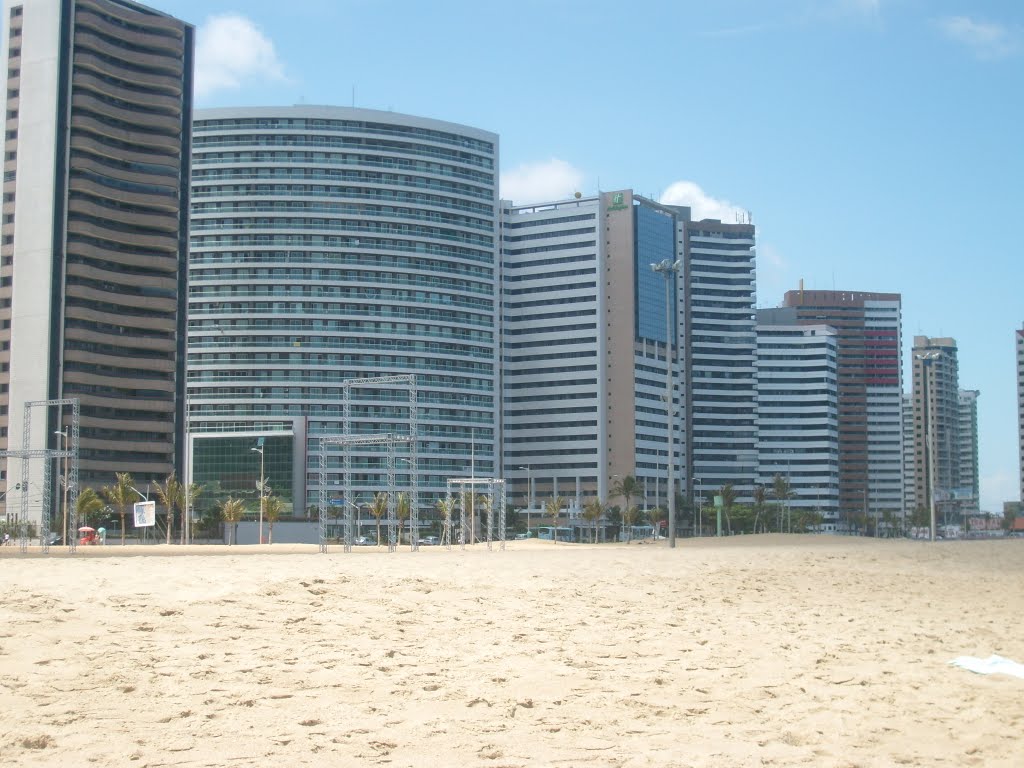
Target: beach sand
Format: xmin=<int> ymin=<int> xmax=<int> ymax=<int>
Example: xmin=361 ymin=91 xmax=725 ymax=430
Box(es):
xmin=1 ymin=535 xmax=1022 ymax=767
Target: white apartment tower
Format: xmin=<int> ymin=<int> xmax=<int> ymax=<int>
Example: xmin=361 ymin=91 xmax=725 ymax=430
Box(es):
xmin=902 ymin=393 xmax=916 ymax=516
xmin=755 ymin=308 xmax=839 ymax=527
xmin=501 ymin=191 xmax=757 ymax=531
xmin=783 ymin=291 xmax=903 ymax=526
xmin=501 ymin=191 xmax=685 ymax=517
xmin=957 ymin=389 xmax=980 ymax=516
xmin=911 ymin=336 xmax=960 ymax=524
xmin=188 ymin=107 xmax=500 ymax=517
xmin=684 ymin=218 xmax=758 ymax=505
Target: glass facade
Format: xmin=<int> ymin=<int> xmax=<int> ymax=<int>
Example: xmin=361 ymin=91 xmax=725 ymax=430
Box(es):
xmin=634 ymin=203 xmax=676 ymax=343
xmin=188 ymin=107 xmax=499 ymax=515
xmin=192 ymin=434 xmax=294 ymax=517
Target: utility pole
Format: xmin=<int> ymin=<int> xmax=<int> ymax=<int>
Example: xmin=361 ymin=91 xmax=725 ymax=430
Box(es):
xmin=251 ymin=439 xmax=265 ymax=544
xmin=518 ymin=465 xmax=533 ymax=534
xmin=652 ymin=258 xmax=680 ymax=548
xmin=916 ymin=352 xmax=941 ymax=542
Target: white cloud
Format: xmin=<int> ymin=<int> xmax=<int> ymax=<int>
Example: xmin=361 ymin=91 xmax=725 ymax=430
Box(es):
xmin=936 ymin=16 xmax=1020 ymax=59
xmin=658 ymin=180 xmax=748 ymax=223
xmin=499 ymin=159 xmax=586 ymax=205
xmin=194 ymin=14 xmax=287 ymax=99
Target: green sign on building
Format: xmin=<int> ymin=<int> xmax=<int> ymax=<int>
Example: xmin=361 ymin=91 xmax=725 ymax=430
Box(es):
xmin=607 ymin=191 xmax=628 ymax=212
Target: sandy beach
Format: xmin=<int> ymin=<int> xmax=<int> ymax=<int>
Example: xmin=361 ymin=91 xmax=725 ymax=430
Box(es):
xmin=1 ymin=535 xmax=1022 ymax=767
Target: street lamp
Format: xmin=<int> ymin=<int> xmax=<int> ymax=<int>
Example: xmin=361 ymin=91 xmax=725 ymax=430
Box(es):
xmin=696 ymin=476 xmax=702 ymax=538
xmin=651 ymin=258 xmax=680 ymax=548
xmin=344 ymin=498 xmax=360 ymax=545
xmin=916 ymin=351 xmax=941 ymax=542
xmin=518 ymin=465 xmax=533 ymax=534
xmin=54 ymin=430 xmax=69 ymax=545
xmin=251 ymin=442 xmax=265 ymax=545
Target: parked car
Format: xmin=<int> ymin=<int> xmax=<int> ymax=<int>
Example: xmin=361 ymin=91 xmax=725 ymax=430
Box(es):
xmin=353 ymin=536 xmax=373 ymax=546
xmin=46 ymin=532 xmax=62 ymax=546
xmin=418 ymin=535 xmax=440 ymax=546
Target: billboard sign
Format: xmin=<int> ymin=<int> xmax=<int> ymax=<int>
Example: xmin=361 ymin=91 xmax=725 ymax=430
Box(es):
xmin=133 ymin=501 xmax=156 ymax=527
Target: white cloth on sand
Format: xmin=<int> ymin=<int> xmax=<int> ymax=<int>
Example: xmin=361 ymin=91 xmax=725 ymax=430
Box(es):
xmin=949 ymin=655 xmax=1024 ymax=679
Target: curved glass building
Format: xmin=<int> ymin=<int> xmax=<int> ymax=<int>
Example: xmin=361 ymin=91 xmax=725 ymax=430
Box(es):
xmin=188 ymin=107 xmax=498 ymax=520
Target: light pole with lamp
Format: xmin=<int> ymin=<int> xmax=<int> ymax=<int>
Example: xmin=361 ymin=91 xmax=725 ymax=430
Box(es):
xmin=54 ymin=429 xmax=69 ymax=545
xmin=518 ymin=465 xmax=533 ymax=534
xmin=696 ymin=476 xmax=702 ymax=538
xmin=343 ymin=498 xmax=360 ymax=545
xmin=916 ymin=351 xmax=941 ymax=542
xmin=651 ymin=258 xmax=680 ymax=548
xmin=251 ymin=441 xmax=265 ymax=545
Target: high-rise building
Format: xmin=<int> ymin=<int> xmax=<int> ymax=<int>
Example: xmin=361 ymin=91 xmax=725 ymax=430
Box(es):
xmin=501 ymin=194 xmax=603 ymax=513
xmin=783 ymin=290 xmax=903 ymax=528
xmin=958 ymin=389 xmax=980 ymax=516
xmin=501 ymin=191 xmax=683 ymax=517
xmin=911 ymin=336 xmax=960 ymax=525
xmin=902 ymin=393 xmax=917 ymax=516
xmin=1 ymin=0 xmax=193 ymax=525
xmin=685 ymin=218 xmax=758 ymax=504
xmin=502 ymin=190 xmax=757 ymax=533
xmin=755 ymin=308 xmax=839 ymax=527
xmin=188 ymin=107 xmax=499 ymax=517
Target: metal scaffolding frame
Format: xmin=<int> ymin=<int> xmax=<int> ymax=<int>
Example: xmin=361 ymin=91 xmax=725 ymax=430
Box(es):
xmin=318 ymin=433 xmax=412 ymax=553
xmin=0 ymin=398 xmax=80 ymax=553
xmin=445 ymin=477 xmax=506 ymax=551
xmin=317 ymin=375 xmax=418 ymax=554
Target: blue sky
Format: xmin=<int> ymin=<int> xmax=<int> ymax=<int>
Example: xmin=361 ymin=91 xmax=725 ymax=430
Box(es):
xmin=140 ymin=1 xmax=1022 ymax=511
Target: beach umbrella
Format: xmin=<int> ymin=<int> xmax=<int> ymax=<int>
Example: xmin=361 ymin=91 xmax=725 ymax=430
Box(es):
xmin=78 ymin=526 xmax=95 ymax=532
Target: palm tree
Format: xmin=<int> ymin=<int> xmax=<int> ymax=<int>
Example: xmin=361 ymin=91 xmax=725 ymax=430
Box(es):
xmin=435 ymin=496 xmax=456 ymax=546
xmin=181 ymin=482 xmax=204 ymax=545
xmin=101 ymin=472 xmax=134 ymax=546
xmin=612 ymin=475 xmax=642 ymax=516
xmin=76 ymin=487 xmax=106 ymax=529
xmin=582 ymin=497 xmax=604 ymax=543
xmin=545 ymin=495 xmax=563 ymax=543
xmin=369 ymin=491 xmax=388 ymax=546
xmin=263 ymin=495 xmax=283 ymax=545
xmin=772 ymin=474 xmax=792 ymax=533
xmin=476 ymin=492 xmax=493 ymax=541
xmin=718 ymin=483 xmax=737 ymax=535
xmin=730 ymin=503 xmax=755 ymax=534
xmin=752 ymin=485 xmax=768 ymax=533
xmin=153 ymin=472 xmax=182 ymax=545
xmin=396 ymin=492 xmax=411 ymax=546
xmin=220 ymin=497 xmax=246 ymax=545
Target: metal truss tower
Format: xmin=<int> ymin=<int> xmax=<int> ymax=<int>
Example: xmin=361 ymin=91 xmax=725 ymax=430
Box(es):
xmin=445 ymin=477 xmax=506 ymax=551
xmin=317 ymin=375 xmax=418 ymax=553
xmin=0 ymin=398 xmax=80 ymax=553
